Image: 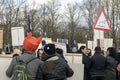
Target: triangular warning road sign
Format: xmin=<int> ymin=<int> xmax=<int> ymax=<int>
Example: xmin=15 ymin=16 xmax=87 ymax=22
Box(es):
xmin=93 ymin=8 xmax=112 ymax=32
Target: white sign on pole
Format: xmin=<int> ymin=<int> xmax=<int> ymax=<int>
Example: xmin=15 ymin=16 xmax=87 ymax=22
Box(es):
xmin=94 ymin=30 xmax=104 ymax=40
xmin=11 ymin=27 xmax=25 ymax=46
xmin=87 ymin=41 xmax=93 ymax=50
xmin=103 ymin=39 xmax=113 ymax=51
xmin=87 ymin=40 xmax=97 ymax=50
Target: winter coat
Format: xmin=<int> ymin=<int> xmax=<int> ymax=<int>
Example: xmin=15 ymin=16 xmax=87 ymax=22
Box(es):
xmin=82 ymin=52 xmax=91 ymax=80
xmin=90 ymin=52 xmax=106 ymax=77
xmin=36 ymin=55 xmax=74 ymax=80
xmin=104 ymin=56 xmax=118 ymax=80
xmin=6 ymin=51 xmax=43 ymax=80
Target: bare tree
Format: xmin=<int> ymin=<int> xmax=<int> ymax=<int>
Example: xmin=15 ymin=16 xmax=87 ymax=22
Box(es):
xmin=81 ymin=0 xmax=101 ymax=40
xmin=37 ymin=0 xmax=62 ymax=41
xmin=103 ymin=0 xmax=120 ymax=47
xmin=64 ymin=2 xmax=82 ymax=45
xmin=0 ymin=0 xmax=26 ymax=44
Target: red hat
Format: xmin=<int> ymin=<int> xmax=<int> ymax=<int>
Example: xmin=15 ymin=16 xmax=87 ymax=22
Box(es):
xmin=23 ymin=32 xmax=42 ymax=51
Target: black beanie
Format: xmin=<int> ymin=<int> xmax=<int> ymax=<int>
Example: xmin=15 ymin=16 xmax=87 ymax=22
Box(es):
xmin=44 ymin=43 xmax=56 ymax=55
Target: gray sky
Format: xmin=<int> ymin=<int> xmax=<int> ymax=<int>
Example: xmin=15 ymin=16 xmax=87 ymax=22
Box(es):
xmin=27 ymin=0 xmax=83 ymax=7
xmin=26 ymin=0 xmax=86 ymax=27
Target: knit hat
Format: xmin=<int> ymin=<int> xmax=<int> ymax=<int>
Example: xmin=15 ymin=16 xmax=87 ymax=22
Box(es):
xmin=23 ymin=32 xmax=42 ymax=51
xmin=44 ymin=43 xmax=56 ymax=55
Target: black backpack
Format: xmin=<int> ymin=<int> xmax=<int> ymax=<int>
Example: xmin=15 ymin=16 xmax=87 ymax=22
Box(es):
xmin=11 ymin=57 xmax=36 ymax=80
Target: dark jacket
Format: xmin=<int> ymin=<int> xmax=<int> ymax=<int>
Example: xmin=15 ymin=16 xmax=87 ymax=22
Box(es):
xmin=116 ymin=53 xmax=120 ymax=79
xmin=82 ymin=52 xmax=91 ymax=80
xmin=90 ymin=52 xmax=106 ymax=77
xmin=105 ymin=56 xmax=117 ymax=80
xmin=6 ymin=51 xmax=43 ymax=80
xmin=36 ymin=55 xmax=74 ymax=80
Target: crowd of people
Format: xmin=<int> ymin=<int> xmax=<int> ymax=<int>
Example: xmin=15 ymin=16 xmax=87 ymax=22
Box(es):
xmin=5 ymin=31 xmax=120 ymax=80
xmin=77 ymin=45 xmax=120 ymax=80
xmin=6 ymin=32 xmax=74 ymax=80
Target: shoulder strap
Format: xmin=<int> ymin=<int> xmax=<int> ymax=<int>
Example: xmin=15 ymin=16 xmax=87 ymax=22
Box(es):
xmin=15 ymin=56 xmax=20 ymax=62
xmin=25 ymin=57 xmax=37 ymax=64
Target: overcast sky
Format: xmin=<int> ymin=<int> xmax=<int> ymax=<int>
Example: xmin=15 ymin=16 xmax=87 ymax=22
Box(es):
xmin=26 ymin=0 xmax=83 ymax=7
xmin=26 ymin=0 xmax=87 ymax=26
